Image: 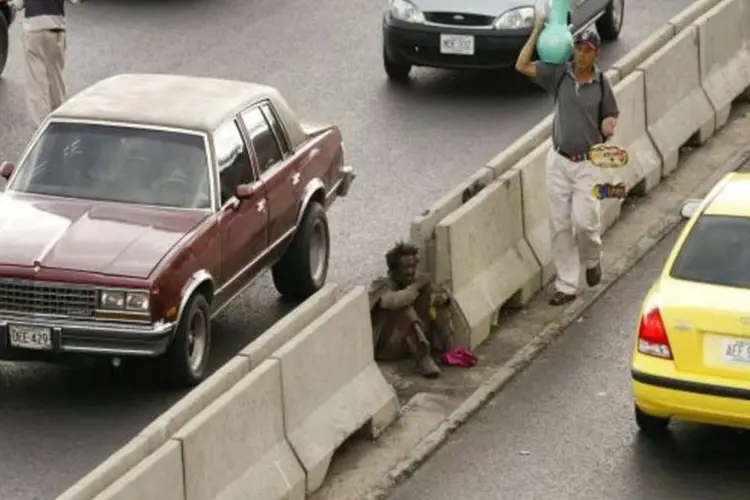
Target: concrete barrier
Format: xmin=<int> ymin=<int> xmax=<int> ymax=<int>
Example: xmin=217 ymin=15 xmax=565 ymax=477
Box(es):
xmin=609 ymin=25 xmax=677 ymax=80
xmin=608 ymin=71 xmax=662 ymax=196
xmin=409 ymin=167 xmax=495 ymax=276
xmin=55 ymin=284 xmax=342 ymax=500
xmin=695 ymin=0 xmax=750 ymax=130
xmin=93 ymin=441 xmax=185 ymax=500
xmin=269 ymin=286 xmax=399 ymax=494
xmin=434 ymin=171 xmax=540 ymax=348
xmin=639 ymin=26 xmax=715 ymax=176
xmin=173 ymin=359 xmax=305 ymax=500
xmin=668 ymin=0 xmax=723 ymax=32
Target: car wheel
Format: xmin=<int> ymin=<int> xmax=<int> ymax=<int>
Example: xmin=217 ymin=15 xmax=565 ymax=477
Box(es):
xmin=164 ymin=293 xmax=211 ymax=386
xmin=272 ymin=201 xmax=330 ymax=301
xmin=0 ymin=12 xmax=8 ymax=78
xmin=383 ymin=47 xmax=411 ymax=82
xmin=634 ymin=405 xmax=670 ymax=436
xmin=596 ymin=0 xmax=624 ymax=42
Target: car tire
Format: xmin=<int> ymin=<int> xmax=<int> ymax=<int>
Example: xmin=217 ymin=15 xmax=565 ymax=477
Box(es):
xmin=634 ymin=405 xmax=670 ymax=436
xmin=271 ymin=201 xmax=330 ymax=301
xmin=0 ymin=12 xmax=9 ymax=78
xmin=383 ymin=47 xmax=411 ymax=82
xmin=596 ymin=0 xmax=624 ymax=42
xmin=163 ymin=293 xmax=211 ymax=387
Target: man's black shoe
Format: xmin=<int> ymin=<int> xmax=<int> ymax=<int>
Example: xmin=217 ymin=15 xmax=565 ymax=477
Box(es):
xmin=549 ymin=291 xmax=576 ymax=306
xmin=586 ymin=263 xmax=602 ymax=287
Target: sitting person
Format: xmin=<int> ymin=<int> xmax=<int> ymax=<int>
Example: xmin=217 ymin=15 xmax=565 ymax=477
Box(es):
xmin=368 ymin=241 xmax=470 ymax=378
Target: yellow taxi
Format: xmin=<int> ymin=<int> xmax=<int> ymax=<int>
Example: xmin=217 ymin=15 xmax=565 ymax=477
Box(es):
xmin=631 ymin=171 xmax=750 ymax=435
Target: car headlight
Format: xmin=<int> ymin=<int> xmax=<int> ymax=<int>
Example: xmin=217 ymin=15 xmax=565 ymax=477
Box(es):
xmin=493 ymin=7 xmax=535 ymax=29
xmin=98 ymin=290 xmax=150 ymax=312
xmin=389 ymin=0 xmax=425 ymax=23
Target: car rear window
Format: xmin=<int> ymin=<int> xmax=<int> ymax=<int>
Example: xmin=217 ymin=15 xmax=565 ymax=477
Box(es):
xmin=9 ymin=121 xmax=211 ymax=209
xmin=670 ymin=214 xmax=750 ymax=288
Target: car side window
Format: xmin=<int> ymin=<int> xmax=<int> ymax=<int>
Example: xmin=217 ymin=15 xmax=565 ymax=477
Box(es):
xmin=260 ymin=103 xmax=290 ymax=155
xmin=241 ymin=106 xmax=283 ymax=175
xmin=213 ymin=120 xmax=254 ymax=205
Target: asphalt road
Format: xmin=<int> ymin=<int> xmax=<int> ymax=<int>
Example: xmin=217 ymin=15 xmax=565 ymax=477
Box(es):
xmin=0 ymin=1 xmax=698 ymax=499
xmin=387 ymin=227 xmax=750 ymax=500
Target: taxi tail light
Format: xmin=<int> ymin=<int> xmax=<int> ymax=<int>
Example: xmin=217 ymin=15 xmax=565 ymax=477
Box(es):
xmin=637 ymin=307 xmax=673 ymax=359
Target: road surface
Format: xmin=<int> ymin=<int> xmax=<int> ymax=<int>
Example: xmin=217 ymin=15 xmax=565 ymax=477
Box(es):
xmin=0 ymin=0 xmax=699 ymax=498
xmin=388 ymin=227 xmax=750 ymax=500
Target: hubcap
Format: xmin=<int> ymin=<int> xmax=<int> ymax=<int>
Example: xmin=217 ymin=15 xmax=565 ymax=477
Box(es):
xmin=308 ymin=220 xmax=328 ymax=284
xmin=186 ymin=308 xmax=207 ymax=373
xmin=612 ymin=0 xmax=623 ymax=30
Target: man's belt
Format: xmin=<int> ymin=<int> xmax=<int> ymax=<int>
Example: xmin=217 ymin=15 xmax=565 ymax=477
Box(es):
xmin=556 ymin=149 xmax=589 ymax=163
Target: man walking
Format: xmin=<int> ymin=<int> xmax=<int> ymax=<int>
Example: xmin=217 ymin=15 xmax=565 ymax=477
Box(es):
xmin=10 ymin=0 xmax=73 ymax=127
xmin=515 ymin=16 xmax=619 ymax=306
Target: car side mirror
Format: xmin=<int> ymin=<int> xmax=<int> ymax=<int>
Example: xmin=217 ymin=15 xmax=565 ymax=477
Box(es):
xmin=0 ymin=162 xmax=14 ymax=180
xmin=235 ymin=183 xmax=254 ymax=200
xmin=679 ymin=198 xmax=702 ymax=220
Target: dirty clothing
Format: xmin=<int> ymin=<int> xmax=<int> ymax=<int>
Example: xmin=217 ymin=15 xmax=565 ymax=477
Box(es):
xmin=532 ymin=61 xmax=620 ymax=294
xmin=368 ymin=277 xmax=464 ymax=361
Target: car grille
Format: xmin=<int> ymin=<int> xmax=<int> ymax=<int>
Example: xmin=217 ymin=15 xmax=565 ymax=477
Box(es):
xmin=0 ymin=279 xmax=97 ymax=318
xmin=424 ymin=12 xmax=495 ymax=27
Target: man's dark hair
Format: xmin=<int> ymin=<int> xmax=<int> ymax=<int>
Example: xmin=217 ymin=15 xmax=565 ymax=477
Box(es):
xmin=385 ymin=241 xmax=419 ymax=272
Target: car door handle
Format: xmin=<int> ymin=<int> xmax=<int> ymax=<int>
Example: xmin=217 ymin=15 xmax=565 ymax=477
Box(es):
xmin=291 ymin=172 xmax=301 ymax=185
xmin=256 ymin=199 xmax=266 ymax=212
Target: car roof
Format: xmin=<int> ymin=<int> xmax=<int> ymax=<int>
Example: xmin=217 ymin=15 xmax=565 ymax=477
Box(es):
xmin=50 ymin=73 xmax=307 ymax=145
xmin=702 ymin=173 xmax=750 ymax=218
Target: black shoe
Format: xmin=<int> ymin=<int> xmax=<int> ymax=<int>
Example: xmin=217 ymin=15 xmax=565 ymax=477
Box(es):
xmin=549 ymin=291 xmax=576 ymax=306
xmin=586 ymin=263 xmax=602 ymax=287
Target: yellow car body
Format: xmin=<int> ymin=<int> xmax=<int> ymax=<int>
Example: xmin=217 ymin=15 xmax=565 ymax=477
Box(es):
xmin=631 ymin=172 xmax=750 ymax=434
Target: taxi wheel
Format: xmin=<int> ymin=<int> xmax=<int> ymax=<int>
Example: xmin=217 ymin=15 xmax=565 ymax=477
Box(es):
xmin=635 ymin=405 xmax=670 ymax=436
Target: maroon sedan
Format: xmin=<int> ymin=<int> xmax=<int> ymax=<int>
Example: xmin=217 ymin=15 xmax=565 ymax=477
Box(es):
xmin=0 ymin=73 xmax=355 ymax=386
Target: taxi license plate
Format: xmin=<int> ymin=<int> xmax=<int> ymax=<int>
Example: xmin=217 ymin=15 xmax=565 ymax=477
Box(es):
xmin=440 ymin=34 xmax=475 ymax=55
xmin=722 ymin=338 xmax=750 ymax=365
xmin=9 ymin=325 xmax=52 ymax=351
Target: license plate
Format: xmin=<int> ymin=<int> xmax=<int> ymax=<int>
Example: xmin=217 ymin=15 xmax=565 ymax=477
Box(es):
xmin=439 ymin=34 xmax=475 ymax=55
xmin=9 ymin=325 xmax=52 ymax=351
xmin=722 ymin=338 xmax=750 ymax=365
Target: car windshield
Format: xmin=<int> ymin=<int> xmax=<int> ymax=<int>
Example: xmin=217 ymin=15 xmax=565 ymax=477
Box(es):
xmin=9 ymin=121 xmax=212 ymax=209
xmin=670 ymin=214 xmax=750 ymax=289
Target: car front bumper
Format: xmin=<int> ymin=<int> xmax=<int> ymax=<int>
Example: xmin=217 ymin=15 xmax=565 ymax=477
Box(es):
xmin=0 ymin=316 xmax=176 ymax=360
xmin=382 ymin=14 xmax=530 ymax=70
xmin=631 ymin=355 xmax=750 ymax=430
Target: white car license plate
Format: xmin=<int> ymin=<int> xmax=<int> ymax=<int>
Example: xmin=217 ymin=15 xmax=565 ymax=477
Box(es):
xmin=9 ymin=325 xmax=52 ymax=351
xmin=440 ymin=34 xmax=475 ymax=55
xmin=722 ymin=338 xmax=750 ymax=365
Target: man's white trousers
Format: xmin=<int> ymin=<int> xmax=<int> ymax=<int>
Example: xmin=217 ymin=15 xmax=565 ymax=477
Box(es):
xmin=545 ymin=148 xmax=603 ymax=295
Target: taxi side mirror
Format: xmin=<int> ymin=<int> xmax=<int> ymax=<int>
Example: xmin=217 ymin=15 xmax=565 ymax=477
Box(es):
xmin=679 ymin=198 xmax=702 ymax=220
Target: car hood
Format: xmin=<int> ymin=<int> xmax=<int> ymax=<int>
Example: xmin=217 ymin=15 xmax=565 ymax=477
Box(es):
xmin=0 ymin=193 xmax=209 ymax=279
xmin=410 ymin=0 xmax=535 ymax=17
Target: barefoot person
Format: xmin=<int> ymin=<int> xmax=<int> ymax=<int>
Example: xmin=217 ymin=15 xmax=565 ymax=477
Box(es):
xmin=368 ymin=242 xmax=469 ymax=378
xmin=515 ymin=19 xmax=620 ymax=306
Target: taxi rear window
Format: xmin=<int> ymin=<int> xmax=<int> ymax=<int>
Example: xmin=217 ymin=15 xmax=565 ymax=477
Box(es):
xmin=670 ymin=214 xmax=750 ymax=289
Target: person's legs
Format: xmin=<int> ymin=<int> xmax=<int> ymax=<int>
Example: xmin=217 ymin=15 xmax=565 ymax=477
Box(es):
xmin=23 ymin=30 xmax=51 ymax=127
xmin=546 ymin=149 xmax=578 ymax=305
xmin=572 ymin=160 xmax=603 ymax=286
xmin=45 ymin=30 xmax=67 ymax=112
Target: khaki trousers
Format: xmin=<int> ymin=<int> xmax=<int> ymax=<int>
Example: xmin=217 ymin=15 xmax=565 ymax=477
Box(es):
xmin=546 ymin=148 xmax=603 ymax=295
xmin=23 ymin=29 xmax=67 ymax=127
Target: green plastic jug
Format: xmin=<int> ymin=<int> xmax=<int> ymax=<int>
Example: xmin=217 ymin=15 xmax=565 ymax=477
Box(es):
xmin=537 ymin=0 xmax=573 ymax=64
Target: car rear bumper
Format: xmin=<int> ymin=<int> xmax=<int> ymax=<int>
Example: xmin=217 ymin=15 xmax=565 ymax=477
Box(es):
xmin=0 ymin=316 xmax=175 ymax=360
xmin=631 ymin=367 xmax=750 ymax=430
xmin=382 ymin=15 xmax=529 ymax=70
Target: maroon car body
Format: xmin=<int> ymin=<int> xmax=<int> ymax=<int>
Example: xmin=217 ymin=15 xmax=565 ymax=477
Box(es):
xmin=0 ymin=73 xmax=355 ymax=385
